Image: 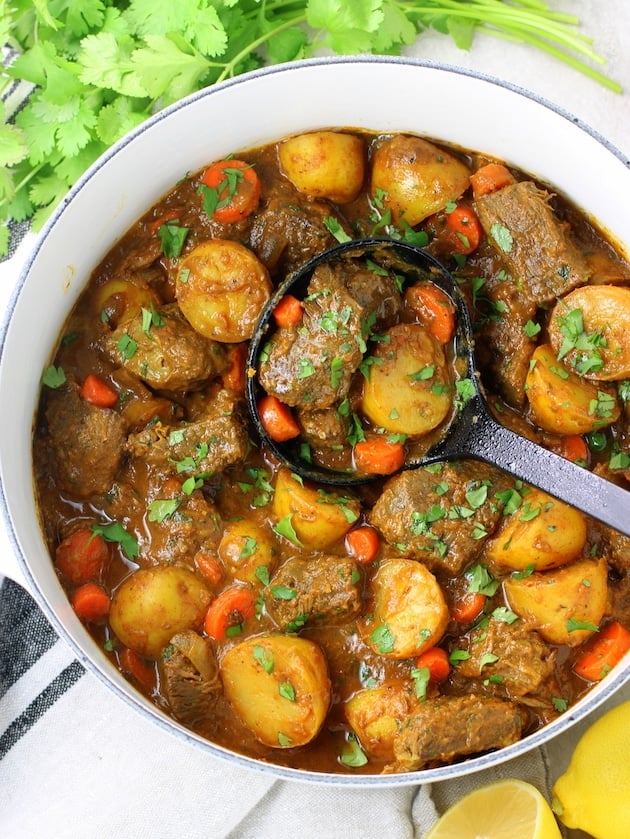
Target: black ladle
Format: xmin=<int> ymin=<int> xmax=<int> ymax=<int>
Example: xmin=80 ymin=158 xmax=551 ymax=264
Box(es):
xmin=246 ymin=238 xmax=630 ymax=536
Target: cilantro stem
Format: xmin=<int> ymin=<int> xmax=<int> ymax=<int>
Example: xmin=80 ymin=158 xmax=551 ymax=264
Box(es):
xmin=215 ymin=13 xmax=307 ymax=83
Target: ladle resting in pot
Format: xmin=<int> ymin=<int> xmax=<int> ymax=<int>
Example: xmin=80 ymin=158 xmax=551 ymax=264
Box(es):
xmin=246 ymin=239 xmax=630 ymax=536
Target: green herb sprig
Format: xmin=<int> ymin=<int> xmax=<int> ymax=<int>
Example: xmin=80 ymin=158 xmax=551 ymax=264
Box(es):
xmin=1 ymin=0 xmax=620 ymax=257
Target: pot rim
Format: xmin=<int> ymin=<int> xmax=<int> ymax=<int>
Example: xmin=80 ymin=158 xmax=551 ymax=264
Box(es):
xmin=2 ymin=54 xmax=629 ymax=786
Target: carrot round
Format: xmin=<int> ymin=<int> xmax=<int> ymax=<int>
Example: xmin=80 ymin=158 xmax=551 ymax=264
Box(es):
xmin=222 ymin=343 xmax=248 ymax=393
xmin=195 ymin=552 xmax=224 ymax=586
xmin=71 ymin=582 xmax=111 ymax=622
xmin=404 ymin=283 xmax=455 ymax=344
xmin=200 ymin=159 xmax=261 ymax=224
xmin=470 ymin=162 xmax=516 ymax=198
xmin=415 ymin=646 xmax=451 ymax=683
xmin=445 ymin=204 xmax=483 ymax=255
xmin=573 ymin=621 xmax=630 ymax=681
xmin=80 ymin=373 xmax=118 ymax=408
xmin=55 ymin=528 xmax=111 ymax=585
xmin=353 ymin=438 xmax=405 ymax=475
xmin=345 ymin=525 xmax=380 ymax=564
xmin=559 ymin=434 xmax=589 ymax=464
xmin=119 ymin=647 xmax=156 ymax=692
xmin=451 ymin=591 xmax=487 ymax=623
xmin=204 ymin=585 xmax=257 ymax=641
xmin=273 ymin=294 xmax=304 ymax=327
xmin=257 ymin=394 xmax=301 ymax=442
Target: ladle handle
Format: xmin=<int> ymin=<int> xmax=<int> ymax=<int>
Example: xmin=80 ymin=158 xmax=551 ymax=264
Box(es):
xmin=436 ymin=400 xmax=630 ymax=536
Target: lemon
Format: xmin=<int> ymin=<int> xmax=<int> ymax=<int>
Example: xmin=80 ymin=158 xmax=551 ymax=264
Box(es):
xmin=425 ymin=778 xmax=562 ymax=839
xmin=552 ymin=700 xmax=630 ymax=839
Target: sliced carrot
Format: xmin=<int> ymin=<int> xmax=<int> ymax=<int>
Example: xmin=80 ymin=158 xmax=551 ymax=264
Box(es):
xmin=470 ymin=162 xmax=516 ymax=198
xmin=119 ymin=647 xmax=156 ymax=693
xmin=445 ymin=203 xmax=483 ymax=255
xmin=273 ymin=294 xmax=304 ymax=327
xmin=55 ymin=528 xmax=111 ymax=585
xmin=200 ymin=159 xmax=261 ymax=224
xmin=258 ymin=394 xmax=301 ymax=442
xmin=451 ymin=591 xmax=487 ymax=623
xmin=204 ymin=586 xmax=257 ymax=641
xmin=573 ymin=621 xmax=630 ymax=681
xmin=222 ymin=343 xmax=248 ymax=393
xmin=559 ymin=434 xmax=589 ymax=464
xmin=195 ymin=552 xmax=224 ymax=586
xmin=415 ymin=646 xmax=451 ymax=683
xmin=80 ymin=373 xmax=118 ymax=408
xmin=404 ymin=283 xmax=455 ymax=344
xmin=353 ymin=438 xmax=405 ymax=476
xmin=71 ymin=582 xmax=110 ymax=622
xmin=345 ymin=525 xmax=380 ymax=564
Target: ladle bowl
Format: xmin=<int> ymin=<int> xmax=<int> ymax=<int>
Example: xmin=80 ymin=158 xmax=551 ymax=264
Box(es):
xmin=246 ymin=238 xmax=630 ymax=536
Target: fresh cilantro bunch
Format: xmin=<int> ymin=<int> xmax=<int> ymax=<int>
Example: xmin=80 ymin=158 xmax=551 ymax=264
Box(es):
xmin=0 ymin=0 xmax=620 ymax=258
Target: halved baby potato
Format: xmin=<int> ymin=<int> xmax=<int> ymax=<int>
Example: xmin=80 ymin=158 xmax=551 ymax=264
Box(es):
xmin=220 ymin=634 xmax=331 ymax=748
xmin=370 ymin=134 xmax=470 ymax=226
xmin=278 ymin=131 xmax=365 ymax=203
xmin=484 ymin=487 xmax=587 ymax=572
xmin=504 ymin=558 xmax=608 ymax=646
xmin=345 ymin=682 xmax=418 ymax=761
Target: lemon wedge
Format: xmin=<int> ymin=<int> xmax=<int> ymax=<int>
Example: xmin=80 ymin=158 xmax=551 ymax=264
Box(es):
xmin=425 ymin=778 xmax=562 ymax=839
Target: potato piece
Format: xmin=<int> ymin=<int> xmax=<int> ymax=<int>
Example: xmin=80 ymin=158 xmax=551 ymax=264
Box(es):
xmin=525 ymin=344 xmax=620 ymax=434
xmin=345 ymin=682 xmax=418 ymax=761
xmin=370 ymin=134 xmax=470 ymax=226
xmin=176 ymin=239 xmax=272 ymax=342
xmin=218 ymin=519 xmax=276 ymax=586
xmin=94 ymin=278 xmax=158 ymax=326
xmin=363 ymin=558 xmax=448 ymax=659
xmin=110 ymin=567 xmax=212 ymax=658
xmin=361 ymin=323 xmax=453 ymax=436
xmin=504 ymin=558 xmax=608 ymax=646
xmin=484 ymin=487 xmax=587 ymax=572
xmin=272 ymin=468 xmax=360 ymax=549
xmin=278 ymin=131 xmax=365 ymax=203
xmin=548 ymin=285 xmax=630 ymax=380
xmin=220 ymin=634 xmax=331 ymax=747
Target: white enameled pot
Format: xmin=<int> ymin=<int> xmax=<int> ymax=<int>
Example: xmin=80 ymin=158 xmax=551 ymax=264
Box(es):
xmin=1 ymin=57 xmax=629 ymax=785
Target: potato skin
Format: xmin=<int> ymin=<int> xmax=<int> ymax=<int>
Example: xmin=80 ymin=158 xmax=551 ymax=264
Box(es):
xmin=345 ymin=682 xmax=418 ymax=761
xmin=548 ymin=285 xmax=630 ymax=380
xmin=370 ymin=134 xmax=470 ymax=226
xmin=504 ymin=558 xmax=608 ymax=646
xmin=278 ymin=131 xmax=365 ymax=203
xmin=484 ymin=487 xmax=587 ymax=572
xmin=176 ymin=239 xmax=272 ymax=342
xmin=218 ymin=519 xmax=276 ymax=585
xmin=272 ymin=469 xmax=360 ymax=549
xmin=220 ymin=634 xmax=331 ymax=748
xmin=363 ymin=558 xmax=449 ymax=659
xmin=525 ymin=344 xmax=619 ymax=434
xmin=361 ymin=323 xmax=452 ymax=436
xmin=110 ymin=566 xmax=212 ymax=658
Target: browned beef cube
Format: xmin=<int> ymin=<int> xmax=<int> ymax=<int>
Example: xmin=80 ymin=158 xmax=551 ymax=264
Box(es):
xmin=103 ymin=303 xmax=226 ymax=392
xmin=160 ymin=631 xmax=221 ymax=729
xmin=475 ymin=181 xmax=590 ymax=305
xmin=264 ymin=555 xmax=362 ymax=630
xmin=126 ymin=390 xmax=248 ymax=478
xmin=368 ymin=462 xmax=511 ymax=576
xmin=452 ymin=619 xmax=556 ymax=698
xmin=392 ymin=694 xmax=523 ymax=771
xmin=45 ymin=383 xmax=125 ymax=497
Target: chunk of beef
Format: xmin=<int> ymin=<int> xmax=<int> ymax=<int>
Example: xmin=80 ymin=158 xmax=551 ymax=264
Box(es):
xmin=250 ymin=194 xmax=339 ymax=277
xmin=609 ymin=572 xmax=630 ymax=628
xmin=369 ymin=462 xmax=511 ymax=576
xmin=475 ymin=181 xmax=590 ymax=305
xmin=297 ymin=407 xmax=349 ymax=451
xmin=45 ymin=383 xmax=125 ymax=497
xmin=452 ymin=618 xmax=556 ymax=699
xmin=391 ymin=694 xmax=523 ymax=771
xmin=160 ymin=631 xmax=222 ymax=729
xmin=340 ymin=262 xmax=403 ymax=332
xmin=258 ymin=263 xmax=364 ymax=410
xmin=126 ymin=390 xmax=248 ymax=478
xmin=264 ymin=555 xmax=361 ymax=630
xmin=102 ymin=303 xmax=226 ymax=392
